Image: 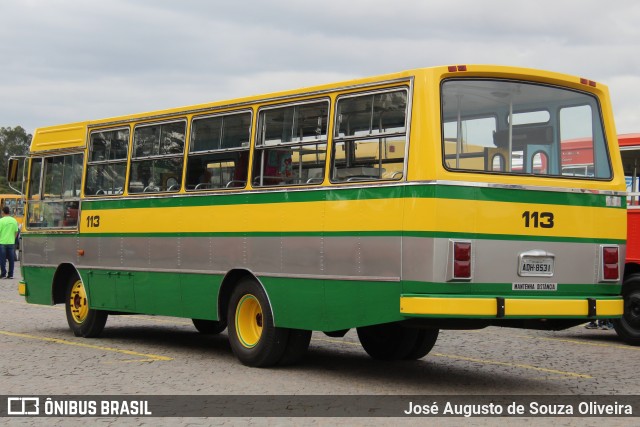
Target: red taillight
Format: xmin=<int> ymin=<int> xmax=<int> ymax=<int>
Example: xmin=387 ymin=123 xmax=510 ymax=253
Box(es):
xmin=453 ymin=241 xmax=471 ymax=279
xmin=602 ymin=246 xmax=619 ymax=281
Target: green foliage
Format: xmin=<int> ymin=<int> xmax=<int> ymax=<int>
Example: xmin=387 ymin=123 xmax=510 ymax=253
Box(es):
xmin=0 ymin=126 xmax=31 ymax=193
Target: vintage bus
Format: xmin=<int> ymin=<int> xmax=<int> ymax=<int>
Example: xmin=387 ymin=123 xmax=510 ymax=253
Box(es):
xmin=8 ymin=65 xmax=627 ymax=367
xmin=617 ymin=133 xmax=640 ymax=344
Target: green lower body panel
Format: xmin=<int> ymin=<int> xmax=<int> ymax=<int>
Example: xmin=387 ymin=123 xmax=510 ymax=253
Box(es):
xmin=20 ymin=265 xmax=621 ymax=330
xmin=19 ymin=266 xmax=403 ymax=331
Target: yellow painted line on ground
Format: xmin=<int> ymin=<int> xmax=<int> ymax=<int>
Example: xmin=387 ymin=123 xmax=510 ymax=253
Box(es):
xmin=312 ymin=337 xmax=360 ymax=346
xmin=0 ymin=299 xmax=191 ymax=325
xmin=312 ymin=337 xmax=590 ymax=378
xmin=0 ymin=298 xmax=39 ymax=305
xmin=511 ymin=334 xmax=640 ymax=351
xmin=431 ymin=352 xmax=591 ymax=379
xmin=0 ymin=330 xmax=172 ymax=362
xmin=126 ymin=315 xmax=192 ymax=326
xmin=467 ymin=329 xmax=640 ymax=352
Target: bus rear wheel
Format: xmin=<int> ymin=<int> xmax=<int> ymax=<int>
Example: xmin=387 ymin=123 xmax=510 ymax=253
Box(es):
xmin=192 ymin=319 xmax=227 ymax=335
xmin=614 ymin=275 xmax=640 ymax=345
xmin=357 ymin=322 xmax=437 ymax=360
xmin=65 ymin=275 xmax=108 ymax=338
xmin=404 ymin=329 xmax=439 ymax=360
xmin=278 ymin=328 xmax=312 ymax=366
xmin=227 ymin=279 xmax=290 ymax=367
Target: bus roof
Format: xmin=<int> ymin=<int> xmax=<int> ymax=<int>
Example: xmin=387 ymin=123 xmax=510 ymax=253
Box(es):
xmin=29 ymin=65 xmax=607 ymax=153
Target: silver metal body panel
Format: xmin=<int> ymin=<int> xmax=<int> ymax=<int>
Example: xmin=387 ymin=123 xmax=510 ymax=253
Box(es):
xmin=22 ymin=233 xmax=622 ymax=286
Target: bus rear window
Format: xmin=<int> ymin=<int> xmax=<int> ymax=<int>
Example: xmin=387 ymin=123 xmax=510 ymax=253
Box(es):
xmin=441 ymin=79 xmax=612 ymax=179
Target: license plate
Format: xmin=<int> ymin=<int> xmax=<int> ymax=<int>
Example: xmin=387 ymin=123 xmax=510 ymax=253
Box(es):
xmin=519 ymin=256 xmax=554 ymax=277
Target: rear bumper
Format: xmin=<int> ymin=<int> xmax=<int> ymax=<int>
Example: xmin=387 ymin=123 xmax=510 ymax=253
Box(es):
xmin=400 ymin=295 xmax=623 ymax=318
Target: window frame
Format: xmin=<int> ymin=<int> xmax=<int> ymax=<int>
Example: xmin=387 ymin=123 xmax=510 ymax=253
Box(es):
xmin=26 ymin=152 xmax=84 ymax=230
xmin=84 ymin=126 xmax=130 ymax=197
xmin=330 ymin=87 xmax=410 ymax=184
xmin=440 ymin=78 xmax=613 ymax=181
xmin=128 ymin=119 xmax=187 ymax=194
xmin=252 ymin=98 xmax=330 ymax=187
xmin=186 ymin=109 xmax=253 ymax=192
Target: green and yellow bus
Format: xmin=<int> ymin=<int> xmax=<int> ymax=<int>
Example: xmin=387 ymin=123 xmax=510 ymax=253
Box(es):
xmin=9 ymin=65 xmax=627 ymax=367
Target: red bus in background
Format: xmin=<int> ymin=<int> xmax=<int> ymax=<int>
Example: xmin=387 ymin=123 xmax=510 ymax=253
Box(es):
xmin=561 ymin=137 xmax=595 ymax=176
xmin=616 ymin=133 xmax=640 ymax=344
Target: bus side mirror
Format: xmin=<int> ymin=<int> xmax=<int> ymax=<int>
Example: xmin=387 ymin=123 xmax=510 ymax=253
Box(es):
xmin=6 ymin=157 xmax=26 ymax=195
xmin=7 ymin=158 xmax=20 ymax=182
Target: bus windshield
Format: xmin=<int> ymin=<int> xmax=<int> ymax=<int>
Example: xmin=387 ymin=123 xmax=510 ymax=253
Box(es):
xmin=442 ymin=79 xmax=612 ymax=179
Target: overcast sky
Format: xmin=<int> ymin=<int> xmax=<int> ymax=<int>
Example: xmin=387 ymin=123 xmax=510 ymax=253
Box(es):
xmin=2 ymin=0 xmax=640 ymax=136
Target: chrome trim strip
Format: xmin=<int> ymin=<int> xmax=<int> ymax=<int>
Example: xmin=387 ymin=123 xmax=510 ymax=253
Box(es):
xmin=253 ymin=272 xmax=400 ymax=282
xmin=422 ymin=180 xmax=627 ymax=197
xmin=77 ymin=179 xmax=625 ymax=203
xmin=21 ymin=263 xmax=400 ymax=282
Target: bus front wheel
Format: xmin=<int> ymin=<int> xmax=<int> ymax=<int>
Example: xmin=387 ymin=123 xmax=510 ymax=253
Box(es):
xmin=65 ymin=275 xmax=108 ymax=338
xmin=227 ymin=279 xmax=289 ymax=367
xmin=192 ymin=319 xmax=227 ymax=335
xmin=614 ymin=275 xmax=640 ymax=345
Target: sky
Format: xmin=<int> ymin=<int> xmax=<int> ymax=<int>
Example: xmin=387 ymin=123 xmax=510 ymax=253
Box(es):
xmin=1 ymin=0 xmax=640 ymax=136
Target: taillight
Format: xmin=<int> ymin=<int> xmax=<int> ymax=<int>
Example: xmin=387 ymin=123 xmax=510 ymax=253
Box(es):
xmin=601 ymin=246 xmax=619 ymax=281
xmin=452 ymin=241 xmax=472 ymax=280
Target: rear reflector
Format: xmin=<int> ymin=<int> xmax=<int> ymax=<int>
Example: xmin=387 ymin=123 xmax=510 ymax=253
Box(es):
xmin=602 ymin=246 xmax=619 ymax=281
xmin=453 ymin=241 xmax=472 ymax=279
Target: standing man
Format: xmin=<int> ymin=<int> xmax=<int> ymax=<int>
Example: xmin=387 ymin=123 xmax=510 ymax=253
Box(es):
xmin=0 ymin=206 xmax=19 ymax=279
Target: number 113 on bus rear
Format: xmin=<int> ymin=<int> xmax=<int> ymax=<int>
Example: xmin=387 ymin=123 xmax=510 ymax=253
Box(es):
xmin=9 ymin=64 xmax=627 ymax=367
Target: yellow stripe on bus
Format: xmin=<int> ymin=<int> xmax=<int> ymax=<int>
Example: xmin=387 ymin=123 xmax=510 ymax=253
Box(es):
xmin=80 ymin=197 xmax=625 ymax=239
xmin=403 ymin=198 xmax=626 ymax=240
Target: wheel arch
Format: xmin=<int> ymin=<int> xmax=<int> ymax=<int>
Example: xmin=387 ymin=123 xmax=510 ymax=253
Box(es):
xmin=218 ymin=268 xmax=272 ymax=325
xmin=52 ymin=263 xmax=82 ymax=304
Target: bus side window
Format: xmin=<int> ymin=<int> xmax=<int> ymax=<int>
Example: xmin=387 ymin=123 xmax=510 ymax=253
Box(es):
xmin=129 ymin=121 xmax=186 ymax=194
xmin=331 ymin=89 xmax=407 ymax=182
xmin=186 ymin=111 xmax=251 ymax=191
xmin=253 ymin=101 xmax=328 ymax=187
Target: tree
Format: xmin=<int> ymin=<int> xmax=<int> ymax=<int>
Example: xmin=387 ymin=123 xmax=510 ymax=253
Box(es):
xmin=0 ymin=126 xmax=31 ymax=193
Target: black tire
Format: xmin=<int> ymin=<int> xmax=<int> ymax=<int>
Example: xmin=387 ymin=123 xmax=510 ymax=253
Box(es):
xmin=404 ymin=329 xmax=439 ymax=360
xmin=227 ymin=278 xmax=290 ymax=367
xmin=192 ymin=318 xmax=227 ymax=335
xmin=613 ymin=275 xmax=640 ymax=345
xmin=356 ymin=322 xmax=420 ymax=360
xmin=278 ymin=329 xmax=312 ymax=366
xmin=65 ymin=274 xmax=108 ymax=338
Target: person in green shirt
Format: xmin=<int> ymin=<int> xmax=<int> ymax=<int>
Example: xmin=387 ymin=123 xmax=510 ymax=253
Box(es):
xmin=0 ymin=206 xmax=19 ymax=279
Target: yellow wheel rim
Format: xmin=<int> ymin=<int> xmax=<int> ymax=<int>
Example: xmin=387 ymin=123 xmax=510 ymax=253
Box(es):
xmin=235 ymin=294 xmax=263 ymax=348
xmin=69 ymin=280 xmax=89 ymax=324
